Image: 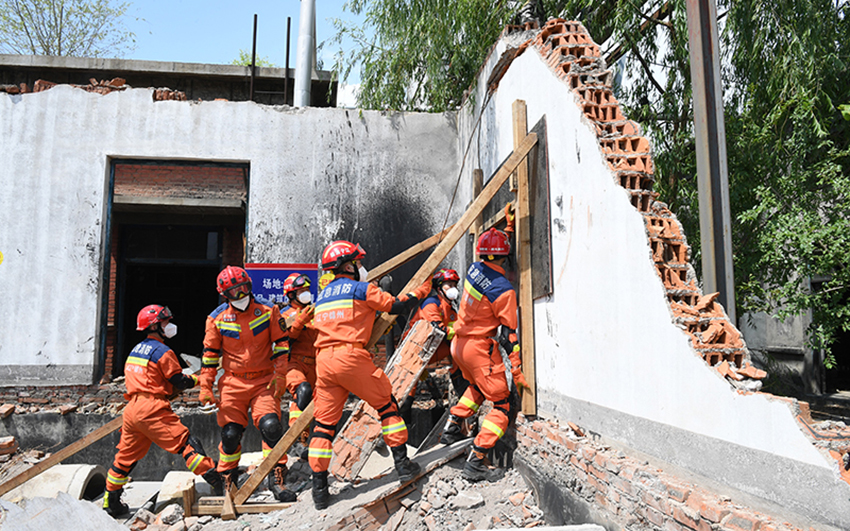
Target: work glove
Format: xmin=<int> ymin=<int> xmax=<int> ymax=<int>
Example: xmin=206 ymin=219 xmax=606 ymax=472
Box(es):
xmin=512 ymin=367 xmax=530 ymax=391
xmin=290 ymin=305 xmax=314 ymax=333
xmin=505 ymin=203 xmax=516 ymax=234
xmin=198 ymin=367 xmax=218 ymax=406
xmin=188 ymin=374 xmax=199 ymax=388
xmin=409 ymin=279 xmax=432 ymax=301
xmin=267 ymin=371 xmax=288 ymax=400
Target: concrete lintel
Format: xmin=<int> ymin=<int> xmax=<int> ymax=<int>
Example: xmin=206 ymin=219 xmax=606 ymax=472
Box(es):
xmin=0 ymin=53 xmax=333 ymax=82
xmin=113 ymin=194 xmax=244 ymax=212
xmin=539 ymin=391 xmax=850 ymax=529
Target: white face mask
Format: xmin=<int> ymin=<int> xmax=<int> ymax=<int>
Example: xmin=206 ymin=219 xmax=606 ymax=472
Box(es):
xmin=297 ymin=291 xmax=313 ymax=304
xmin=161 ymin=322 xmax=178 ymax=338
xmin=231 ymin=297 xmax=250 ymax=311
xmin=443 ymin=286 xmax=459 ymax=301
xmin=358 ymin=266 xmax=369 ymax=282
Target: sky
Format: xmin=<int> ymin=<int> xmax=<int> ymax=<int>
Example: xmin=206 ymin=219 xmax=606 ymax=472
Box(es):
xmin=123 ymin=0 xmax=364 ymax=81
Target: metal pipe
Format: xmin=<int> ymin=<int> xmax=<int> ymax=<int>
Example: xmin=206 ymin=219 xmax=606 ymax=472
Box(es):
xmin=250 ymin=13 xmax=257 ymax=102
xmin=294 ymin=0 xmax=315 ymax=107
xmin=686 ymin=0 xmax=736 ymax=323
xmin=285 ymin=16 xmax=291 ymax=105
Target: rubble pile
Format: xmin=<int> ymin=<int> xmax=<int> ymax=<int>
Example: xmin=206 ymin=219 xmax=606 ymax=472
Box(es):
xmin=0 ymin=77 xmax=187 ymax=101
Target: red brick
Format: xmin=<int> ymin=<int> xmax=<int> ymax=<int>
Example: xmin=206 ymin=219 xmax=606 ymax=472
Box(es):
xmin=644 ymin=506 xmax=665 ymax=527
xmin=570 ymin=454 xmax=587 ymax=472
xmin=587 ymin=473 xmax=607 ymax=494
xmin=664 ymin=479 xmax=691 ymax=503
xmin=672 ymin=503 xmax=711 ymax=531
xmin=0 ymin=404 xmax=14 ymax=418
xmin=563 ymin=438 xmax=579 ymax=452
xmin=580 ymin=447 xmax=597 ymax=461
xmin=609 ymin=474 xmax=633 ymax=496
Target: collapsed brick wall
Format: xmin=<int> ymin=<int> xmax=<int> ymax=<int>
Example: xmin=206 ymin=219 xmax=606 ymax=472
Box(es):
xmin=0 ymin=78 xmax=186 ymax=100
xmin=516 ymin=416 xmax=813 ymax=531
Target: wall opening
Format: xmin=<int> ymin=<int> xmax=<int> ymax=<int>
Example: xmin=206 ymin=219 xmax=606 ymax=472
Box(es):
xmin=102 ymin=160 xmax=248 ymax=380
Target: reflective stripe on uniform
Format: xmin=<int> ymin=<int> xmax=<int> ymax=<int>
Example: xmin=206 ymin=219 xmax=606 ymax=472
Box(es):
xmin=219 ymin=450 xmax=241 ymax=463
xmin=289 ymin=409 xmax=301 ymax=421
xmin=125 ymin=355 xmax=149 ymax=367
xmin=263 ymin=448 xmax=272 ymax=458
xmin=273 ymin=343 xmax=289 ymax=355
xmin=481 ymin=419 xmax=505 ymax=438
xmin=249 ymin=312 xmax=271 ymax=334
xmin=315 ymin=299 xmax=353 ymax=313
xmin=459 ymin=395 xmax=480 ymax=412
xmin=187 ymin=454 xmax=204 ymax=472
xmin=382 ymin=421 xmax=407 ymax=435
xmin=463 ymin=279 xmax=483 ymax=301
xmin=308 ymin=447 xmax=333 ymax=459
xmin=107 ymin=470 xmax=129 ymax=486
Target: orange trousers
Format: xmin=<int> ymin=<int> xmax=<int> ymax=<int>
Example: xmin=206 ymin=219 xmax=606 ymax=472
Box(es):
xmin=449 ymin=336 xmax=511 ymax=451
xmin=107 ymin=394 xmax=214 ymax=491
xmin=216 ymin=371 xmax=287 ymax=472
xmin=308 ymin=344 xmax=408 ymax=473
xmin=286 ymin=355 xmax=317 ymax=427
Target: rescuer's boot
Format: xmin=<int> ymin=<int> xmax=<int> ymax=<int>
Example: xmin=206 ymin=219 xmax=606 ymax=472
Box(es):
xmin=221 ymin=468 xmax=247 ymax=492
xmin=312 ymin=471 xmax=330 ymax=510
xmin=462 ymin=447 xmax=505 ymax=483
xmin=202 ymin=468 xmax=224 ymax=496
xmin=267 ymin=463 xmax=297 ymax=502
xmin=102 ymin=488 xmax=129 ymax=518
xmin=391 ymin=445 xmax=420 ymax=483
xmin=439 ymin=414 xmax=465 ymax=445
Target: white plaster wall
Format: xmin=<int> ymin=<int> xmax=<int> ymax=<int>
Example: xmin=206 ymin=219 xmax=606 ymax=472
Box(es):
xmin=0 ymin=87 xmax=461 ymax=384
xmin=459 ymin=43 xmax=829 ymax=470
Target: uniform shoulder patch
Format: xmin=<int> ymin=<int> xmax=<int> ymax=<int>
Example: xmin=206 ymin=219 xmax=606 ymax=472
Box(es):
xmin=209 ymin=302 xmax=230 ymax=319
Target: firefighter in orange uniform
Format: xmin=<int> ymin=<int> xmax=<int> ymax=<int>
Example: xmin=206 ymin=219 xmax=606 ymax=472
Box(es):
xmin=103 ymin=305 xmax=223 ymax=517
xmin=278 ymin=273 xmax=317 ymax=432
xmin=440 ymin=228 xmax=530 ymax=482
xmin=308 ymin=241 xmax=432 ymax=509
xmin=199 ymin=266 xmax=296 ymax=502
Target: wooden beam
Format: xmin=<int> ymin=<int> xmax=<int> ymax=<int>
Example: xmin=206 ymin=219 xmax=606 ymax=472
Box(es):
xmin=182 ymin=483 xmax=195 ymax=518
xmin=233 ymin=401 xmax=314 ymax=505
xmin=469 ymin=169 xmax=484 ymax=238
xmin=192 ymin=501 xmax=295 ymax=515
xmin=0 ymin=415 xmax=123 ymax=497
xmin=221 ymin=486 xmax=237 ymax=520
xmin=513 ymin=100 xmax=537 ymax=415
xmin=367 ymin=226 xmax=453 ymax=282
xmin=364 ymin=132 xmax=538 ymax=350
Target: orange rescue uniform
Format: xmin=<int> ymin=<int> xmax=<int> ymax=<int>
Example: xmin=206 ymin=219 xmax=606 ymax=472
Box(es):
xmin=450 ymin=261 xmax=518 ymax=451
xmin=280 ymin=302 xmax=318 ymax=426
xmin=307 ymin=277 xmax=412 ymax=473
xmin=202 ymin=297 xmax=289 ymax=472
xmin=106 ymin=337 xmax=213 ymax=492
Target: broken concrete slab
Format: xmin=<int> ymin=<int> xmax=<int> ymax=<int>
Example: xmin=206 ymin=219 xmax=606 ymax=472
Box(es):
xmin=0 ymin=491 xmax=128 ymax=531
xmin=1 ymin=463 xmax=106 ymax=502
xmin=155 ymin=471 xmax=194 ymax=512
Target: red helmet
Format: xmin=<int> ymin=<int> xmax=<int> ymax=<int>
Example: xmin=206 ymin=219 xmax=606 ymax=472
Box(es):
xmin=476 ymin=228 xmax=511 ymax=256
xmin=217 ymin=266 xmax=252 ymax=300
xmin=283 ymin=273 xmax=311 ymax=296
xmin=321 ymin=240 xmax=366 ymax=271
xmin=136 ymin=304 xmax=173 ymax=331
xmin=432 ymin=268 xmax=460 ymax=288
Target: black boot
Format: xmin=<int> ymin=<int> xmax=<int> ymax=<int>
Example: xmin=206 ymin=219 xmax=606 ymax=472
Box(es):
xmin=462 ymin=447 xmax=504 ymax=482
xmin=439 ymin=414 xmax=464 ymax=445
xmin=391 ymin=445 xmax=420 ymax=483
xmin=267 ymin=463 xmax=297 ymax=502
xmin=312 ymin=471 xmax=330 ymax=510
xmin=102 ymin=488 xmax=129 ymax=518
xmin=202 ymin=468 xmax=224 ymax=496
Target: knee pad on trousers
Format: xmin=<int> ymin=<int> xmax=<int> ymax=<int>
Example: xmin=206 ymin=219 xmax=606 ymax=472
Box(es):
xmin=295 ymin=382 xmax=313 ymax=411
xmin=180 ymin=434 xmax=208 ymax=457
xmin=258 ymin=413 xmax=284 ymax=447
xmin=221 ymin=423 xmax=245 ymax=455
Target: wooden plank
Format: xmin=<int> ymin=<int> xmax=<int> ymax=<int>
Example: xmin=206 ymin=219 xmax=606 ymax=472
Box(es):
xmin=0 ymin=415 xmax=124 ymax=497
xmin=233 ymin=401 xmax=314 ymax=505
xmin=329 ymin=321 xmax=444 ymax=480
xmin=469 ymin=169 xmax=484 ymax=237
xmin=221 ymin=487 xmax=237 ymax=520
xmin=194 ymin=497 xmax=295 ymax=515
xmin=513 ymin=100 xmax=536 ymax=415
xmin=364 ymin=132 xmax=538 ymax=351
xmin=182 ymin=482 xmax=195 ymax=517
xmin=367 ymin=226 xmax=453 ymax=283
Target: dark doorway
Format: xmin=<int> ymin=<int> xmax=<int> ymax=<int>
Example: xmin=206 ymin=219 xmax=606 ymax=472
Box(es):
xmin=115 ymin=225 xmax=223 ymax=376
xmin=825 ymin=327 xmax=850 ymax=392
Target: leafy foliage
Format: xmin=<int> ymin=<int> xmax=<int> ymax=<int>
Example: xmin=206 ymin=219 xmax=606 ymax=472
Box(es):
xmin=0 ymin=0 xmax=136 ymax=57
xmin=327 ymin=0 xmax=518 ymax=111
xmin=231 ymin=49 xmax=276 ymax=68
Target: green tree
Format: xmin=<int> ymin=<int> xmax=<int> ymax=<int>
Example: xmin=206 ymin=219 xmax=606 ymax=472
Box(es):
xmin=0 ymin=0 xmax=136 ymax=57
xmin=328 ymin=0 xmax=517 ymax=111
xmin=231 ymin=49 xmax=276 ymax=68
